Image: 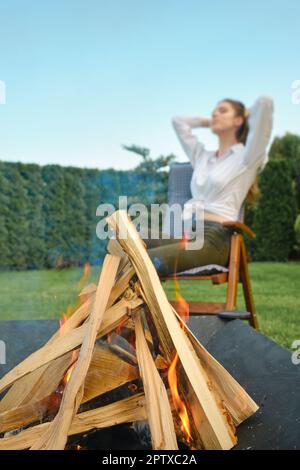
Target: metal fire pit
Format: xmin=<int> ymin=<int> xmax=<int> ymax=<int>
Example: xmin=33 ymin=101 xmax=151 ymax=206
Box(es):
xmin=1 ymin=317 xmax=300 ymax=450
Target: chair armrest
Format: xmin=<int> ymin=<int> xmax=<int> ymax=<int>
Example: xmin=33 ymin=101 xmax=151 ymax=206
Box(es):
xmin=222 ymin=221 xmax=256 ymax=238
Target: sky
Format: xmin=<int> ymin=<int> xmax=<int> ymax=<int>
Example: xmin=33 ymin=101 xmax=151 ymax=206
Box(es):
xmin=0 ymin=0 xmax=299 ymax=170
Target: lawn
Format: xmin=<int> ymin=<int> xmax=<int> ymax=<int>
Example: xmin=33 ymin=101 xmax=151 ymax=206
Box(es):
xmin=0 ymin=262 xmax=299 ymax=350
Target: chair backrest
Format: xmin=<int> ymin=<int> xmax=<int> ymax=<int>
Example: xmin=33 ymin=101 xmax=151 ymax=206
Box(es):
xmin=167 ymin=161 xmax=245 ymax=222
xmin=167 ymin=162 xmax=193 ymax=208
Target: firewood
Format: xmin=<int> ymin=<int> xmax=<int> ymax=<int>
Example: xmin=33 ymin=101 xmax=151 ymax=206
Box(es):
xmin=106 ymin=211 xmax=238 ymax=449
xmin=0 ymin=295 xmax=95 ymax=413
xmin=0 ymin=345 xmax=139 ymax=434
xmin=173 ymin=307 xmax=258 ymax=425
xmin=78 ymin=283 xmax=96 ymax=304
xmin=30 ymin=254 xmax=121 ymax=450
xmin=107 ymin=238 xmax=129 ymax=273
xmin=0 ymin=296 xmax=142 ymax=397
xmin=0 ymin=265 xmax=135 ymax=414
xmin=134 ymin=312 xmax=178 ymax=450
xmin=82 ymin=344 xmax=139 ymax=403
xmin=0 ymin=394 xmax=146 ymax=450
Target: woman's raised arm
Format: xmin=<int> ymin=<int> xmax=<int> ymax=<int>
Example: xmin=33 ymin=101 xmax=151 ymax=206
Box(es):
xmin=172 ymin=116 xmax=209 ymax=167
xmin=242 ymin=96 xmax=274 ymax=170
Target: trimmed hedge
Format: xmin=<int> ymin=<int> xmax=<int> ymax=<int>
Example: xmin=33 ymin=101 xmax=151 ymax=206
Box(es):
xmin=1 ymin=156 xmax=298 ymax=269
xmin=0 ymin=161 xmax=166 ymax=270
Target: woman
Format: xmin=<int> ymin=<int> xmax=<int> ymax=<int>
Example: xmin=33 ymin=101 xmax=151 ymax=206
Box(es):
xmin=145 ymin=96 xmax=274 ymax=276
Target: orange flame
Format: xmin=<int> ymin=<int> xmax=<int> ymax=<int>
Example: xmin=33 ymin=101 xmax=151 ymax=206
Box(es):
xmin=77 ymin=262 xmax=91 ymax=291
xmin=168 ymin=353 xmax=192 ymax=443
xmin=167 ymin=237 xmax=191 ymax=443
xmin=172 ymin=239 xmax=190 ymax=325
xmin=59 ymin=314 xmax=69 ymax=336
xmin=63 ymin=350 xmax=79 ymax=385
xmin=59 ymin=262 xmax=92 ymax=336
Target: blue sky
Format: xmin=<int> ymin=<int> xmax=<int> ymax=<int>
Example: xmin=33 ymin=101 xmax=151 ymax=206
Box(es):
xmin=0 ymin=0 xmax=299 ymax=170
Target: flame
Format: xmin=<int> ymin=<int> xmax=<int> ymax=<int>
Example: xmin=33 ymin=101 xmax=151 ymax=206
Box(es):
xmin=172 ymin=241 xmax=190 ymax=325
xmin=167 ymin=238 xmax=191 ymax=443
xmin=63 ymin=350 xmax=79 ymax=385
xmin=59 ymin=314 xmax=68 ymax=336
xmin=180 ymin=231 xmax=190 ymax=251
xmin=77 ymin=262 xmax=91 ymax=291
xmin=168 ymin=353 xmax=192 ymax=443
xmin=59 ymin=262 xmax=92 ymax=336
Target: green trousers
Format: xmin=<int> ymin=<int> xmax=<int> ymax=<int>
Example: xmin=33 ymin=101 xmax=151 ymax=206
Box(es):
xmin=144 ymin=220 xmax=233 ymax=277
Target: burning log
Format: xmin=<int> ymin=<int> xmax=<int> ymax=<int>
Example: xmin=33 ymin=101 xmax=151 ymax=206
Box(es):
xmin=0 ymin=296 xmax=142 ymax=396
xmin=106 ymin=211 xmax=239 ymax=449
xmin=174 ymin=308 xmax=258 ymax=425
xmin=0 ymin=267 xmax=135 ymax=414
xmin=134 ymin=312 xmax=178 ymax=450
xmin=0 ymin=394 xmax=147 ymax=450
xmin=30 ymin=254 xmax=121 ymax=449
xmin=0 ymin=210 xmax=259 ymax=450
xmin=0 ymin=344 xmax=140 ymax=435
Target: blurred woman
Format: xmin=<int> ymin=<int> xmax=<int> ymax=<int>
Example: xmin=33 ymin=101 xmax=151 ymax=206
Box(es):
xmin=146 ymin=96 xmax=274 ymax=276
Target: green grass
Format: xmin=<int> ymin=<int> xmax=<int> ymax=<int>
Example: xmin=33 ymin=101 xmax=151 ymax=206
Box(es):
xmin=0 ymin=262 xmax=299 ymax=350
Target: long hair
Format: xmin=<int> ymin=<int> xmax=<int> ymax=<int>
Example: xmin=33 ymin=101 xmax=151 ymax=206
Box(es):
xmin=221 ymin=98 xmax=260 ymax=207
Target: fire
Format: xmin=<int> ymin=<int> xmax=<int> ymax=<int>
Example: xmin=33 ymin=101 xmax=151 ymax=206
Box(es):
xmin=77 ymin=262 xmax=91 ymax=291
xmin=172 ymin=247 xmax=190 ymax=325
xmin=167 ymin=353 xmax=192 ymax=444
xmin=59 ymin=314 xmax=68 ymax=336
xmin=167 ymin=240 xmax=192 ymax=443
xmin=59 ymin=262 xmax=91 ymax=336
xmin=63 ymin=350 xmax=79 ymax=385
xmin=180 ymin=231 xmax=190 ymax=251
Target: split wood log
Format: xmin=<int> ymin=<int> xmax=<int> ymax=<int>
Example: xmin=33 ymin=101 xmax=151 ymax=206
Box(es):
xmin=107 ymin=238 xmax=129 ymax=273
xmin=0 ymin=344 xmax=139 ymax=434
xmin=0 ymin=265 xmax=135 ymax=413
xmin=0 ymin=294 xmax=95 ymax=413
xmin=30 ymin=254 xmax=121 ymax=450
xmin=0 ymin=394 xmax=146 ymax=451
xmin=172 ymin=307 xmax=258 ymax=425
xmin=81 ymin=344 xmax=139 ymax=404
xmin=134 ymin=312 xmax=178 ymax=450
xmin=0 ymin=296 xmax=142 ymax=396
xmin=78 ymin=283 xmax=96 ymax=304
xmin=106 ymin=211 xmax=238 ymax=449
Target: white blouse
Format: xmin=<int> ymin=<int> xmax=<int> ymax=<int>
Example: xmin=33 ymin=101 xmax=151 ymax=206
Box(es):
xmin=172 ymin=96 xmax=274 ymax=221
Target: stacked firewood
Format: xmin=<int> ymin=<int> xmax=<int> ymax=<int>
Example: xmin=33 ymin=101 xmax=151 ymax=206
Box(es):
xmin=0 ymin=211 xmax=258 ymax=450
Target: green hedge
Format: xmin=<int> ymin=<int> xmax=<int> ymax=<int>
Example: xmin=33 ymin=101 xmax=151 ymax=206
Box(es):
xmin=246 ymin=160 xmax=297 ymax=261
xmin=0 ymin=161 xmax=167 ymax=270
xmin=1 ymin=155 xmax=299 ymax=270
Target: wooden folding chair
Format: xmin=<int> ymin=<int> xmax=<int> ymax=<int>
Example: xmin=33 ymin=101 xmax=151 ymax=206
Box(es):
xmin=161 ymin=162 xmax=259 ymax=330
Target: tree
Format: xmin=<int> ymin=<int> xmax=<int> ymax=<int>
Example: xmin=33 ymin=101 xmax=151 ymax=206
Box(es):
xmin=122 ymin=144 xmax=176 ymax=205
xmin=269 ymin=133 xmax=300 ymax=210
xmin=253 ymin=160 xmax=297 ymax=261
